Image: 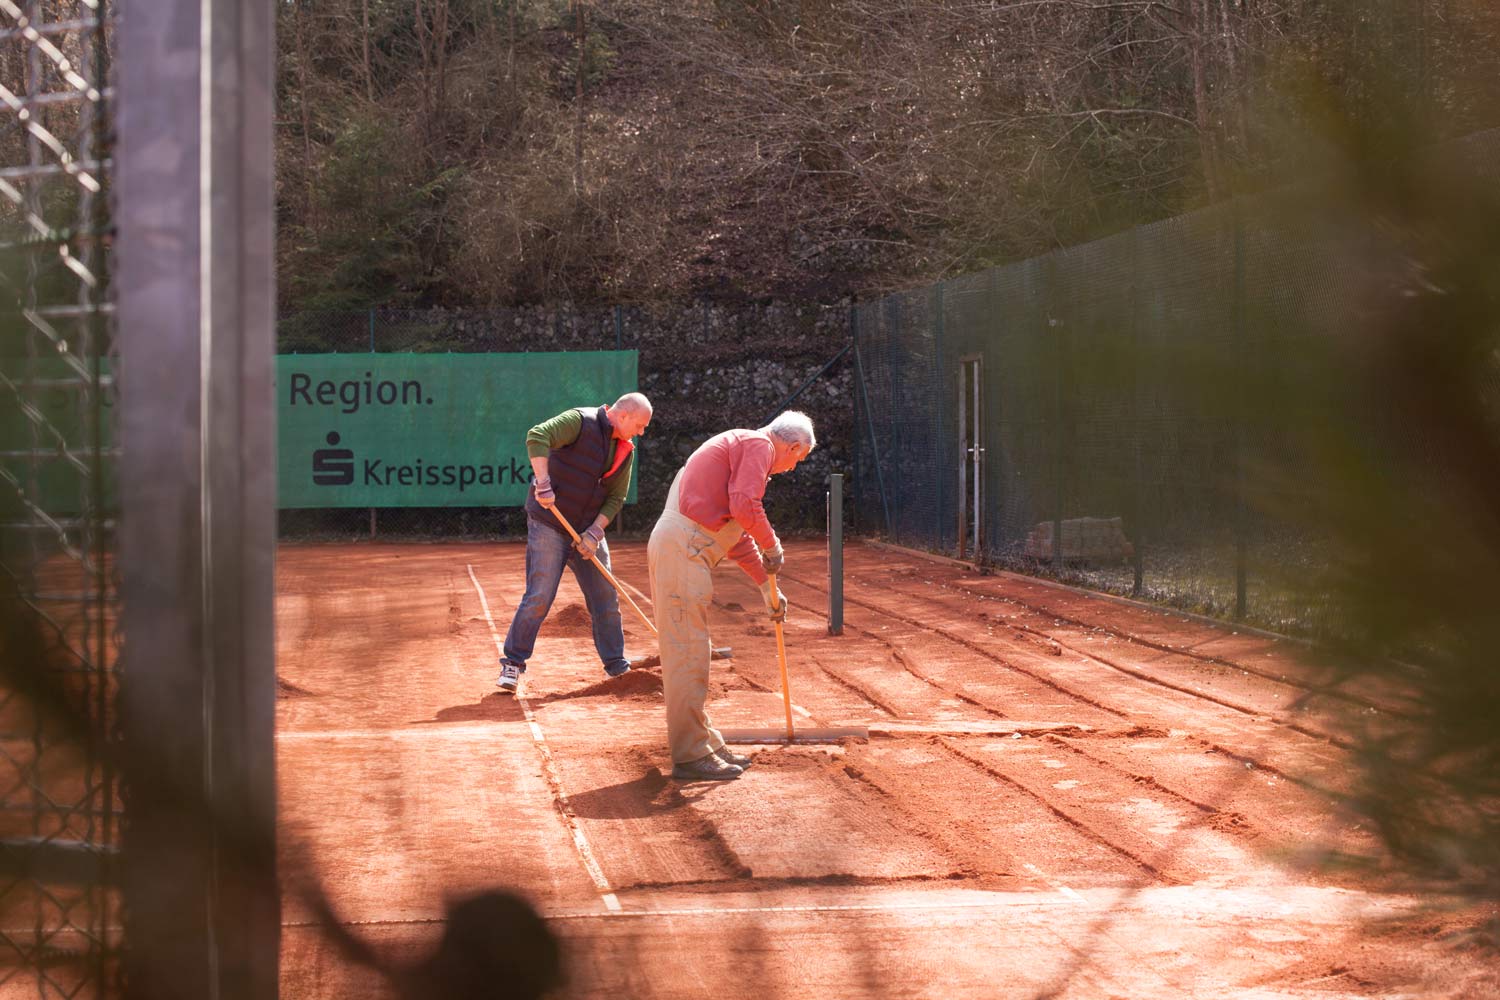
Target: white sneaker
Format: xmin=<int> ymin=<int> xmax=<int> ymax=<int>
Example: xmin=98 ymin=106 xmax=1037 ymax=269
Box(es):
xmin=496 ymin=661 xmax=522 ymax=694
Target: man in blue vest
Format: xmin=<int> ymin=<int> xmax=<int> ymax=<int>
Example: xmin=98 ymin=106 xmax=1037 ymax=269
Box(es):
xmin=496 ymin=392 xmax=653 ymax=695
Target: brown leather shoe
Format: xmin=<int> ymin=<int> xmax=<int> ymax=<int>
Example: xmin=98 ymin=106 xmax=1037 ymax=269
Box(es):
xmin=714 ymin=746 xmax=752 ymax=769
xmin=670 ymin=752 xmax=743 ymax=781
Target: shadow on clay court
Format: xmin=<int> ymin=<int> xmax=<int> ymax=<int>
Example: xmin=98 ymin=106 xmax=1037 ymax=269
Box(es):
xmin=413 ymin=692 xmax=526 ymax=725
xmin=566 ymin=766 xmax=734 ymax=819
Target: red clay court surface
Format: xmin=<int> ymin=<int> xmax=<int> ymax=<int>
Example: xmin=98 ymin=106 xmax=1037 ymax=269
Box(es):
xmin=276 ymin=540 xmax=1498 ymax=999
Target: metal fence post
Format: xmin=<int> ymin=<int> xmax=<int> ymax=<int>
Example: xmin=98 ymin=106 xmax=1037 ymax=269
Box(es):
xmin=887 ymin=296 xmax=903 ymax=542
xmin=1048 ymin=259 xmax=1066 ymax=574
xmin=1130 ymin=282 xmax=1145 ymax=597
xmin=852 ymin=340 xmax=893 ymax=535
xmin=118 ymin=0 xmax=280 ymax=996
xmin=370 ymin=310 xmax=377 ymax=537
xmin=851 ymin=305 xmax=862 ymax=532
xmin=933 ymin=283 xmax=945 ymax=551
xmin=1051 ymin=315 xmax=1065 ymax=574
xmin=1233 ymin=203 xmax=1248 ymax=620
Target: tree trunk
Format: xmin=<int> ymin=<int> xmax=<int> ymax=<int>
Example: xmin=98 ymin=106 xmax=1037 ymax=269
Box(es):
xmin=294 ymin=5 xmax=317 ymax=223
xmin=434 ymin=0 xmax=450 ymax=135
xmin=1217 ymin=0 xmax=1247 ymax=162
xmin=414 ymin=0 xmax=432 ymax=139
xmin=574 ymin=0 xmax=586 ymax=192
xmin=362 ymin=0 xmax=373 ymax=102
xmin=414 ymin=0 xmax=450 ymax=159
xmin=1188 ymin=0 xmax=1221 ymax=200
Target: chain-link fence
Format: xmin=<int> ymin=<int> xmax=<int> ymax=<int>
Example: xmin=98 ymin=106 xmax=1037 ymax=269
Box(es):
xmin=0 ymin=1 xmax=121 ymax=994
xmin=277 ymin=303 xmax=854 ymax=541
xmin=852 ymin=130 xmax=1500 ymax=637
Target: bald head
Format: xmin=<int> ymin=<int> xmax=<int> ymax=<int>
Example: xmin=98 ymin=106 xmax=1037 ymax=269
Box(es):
xmin=610 ymin=392 xmax=653 ymax=440
xmin=613 ymin=392 xmax=652 ymax=419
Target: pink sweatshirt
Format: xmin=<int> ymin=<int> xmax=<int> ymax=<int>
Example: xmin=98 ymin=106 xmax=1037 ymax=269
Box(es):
xmin=676 ymin=429 xmax=779 ymax=584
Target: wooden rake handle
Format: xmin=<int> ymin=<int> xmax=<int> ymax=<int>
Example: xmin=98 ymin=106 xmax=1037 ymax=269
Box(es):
xmin=549 ymin=505 xmax=658 ymax=637
xmin=768 ymin=573 xmax=795 ymax=741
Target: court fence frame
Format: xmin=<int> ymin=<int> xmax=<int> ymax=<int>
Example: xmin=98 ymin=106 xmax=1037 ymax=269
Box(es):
xmin=850 ymin=129 xmax=1500 ymax=637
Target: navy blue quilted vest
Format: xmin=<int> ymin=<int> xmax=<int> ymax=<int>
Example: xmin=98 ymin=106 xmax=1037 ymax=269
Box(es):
xmin=525 ymin=406 xmax=619 ymax=535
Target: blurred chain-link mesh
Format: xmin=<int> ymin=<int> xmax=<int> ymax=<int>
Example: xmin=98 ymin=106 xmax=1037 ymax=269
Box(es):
xmin=853 ymin=130 xmax=1500 ymax=637
xmin=0 ymin=0 xmax=122 ymax=994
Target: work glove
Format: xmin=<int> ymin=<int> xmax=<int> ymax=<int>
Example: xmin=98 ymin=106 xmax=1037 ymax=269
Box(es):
xmin=533 ymin=476 xmax=556 ymax=509
xmin=760 ymin=540 xmax=785 ymax=576
xmin=758 ymin=579 xmax=788 ymax=624
xmin=575 ymin=523 xmax=605 ymax=559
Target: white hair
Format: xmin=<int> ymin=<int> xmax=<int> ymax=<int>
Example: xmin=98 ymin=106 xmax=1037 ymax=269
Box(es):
xmin=763 ymin=410 xmax=816 ymax=452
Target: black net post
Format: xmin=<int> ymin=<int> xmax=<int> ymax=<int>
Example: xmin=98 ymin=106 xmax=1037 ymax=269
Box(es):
xmin=827 ymin=473 xmax=844 ymax=635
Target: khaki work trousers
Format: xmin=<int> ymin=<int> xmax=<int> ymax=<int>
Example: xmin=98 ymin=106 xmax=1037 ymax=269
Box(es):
xmin=647 ymin=472 xmax=747 ymax=764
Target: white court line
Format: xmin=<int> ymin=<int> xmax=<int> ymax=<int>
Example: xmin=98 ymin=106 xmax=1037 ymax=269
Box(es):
xmin=279 ymin=726 xmax=506 ymax=740
xmin=1024 ymin=862 xmax=1086 ymax=904
xmin=546 ymin=895 xmax=1071 ymax=921
xmin=467 ymin=563 xmax=621 ymax=913
xmin=280 ymin=893 xmax=1075 ymax=929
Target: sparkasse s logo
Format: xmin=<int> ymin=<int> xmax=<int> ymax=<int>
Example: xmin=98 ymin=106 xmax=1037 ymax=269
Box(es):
xmin=313 ymin=432 xmax=355 ymax=486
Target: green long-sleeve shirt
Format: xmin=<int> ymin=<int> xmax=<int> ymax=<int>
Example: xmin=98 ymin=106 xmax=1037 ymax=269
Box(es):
xmin=526 ymin=408 xmax=634 ymax=524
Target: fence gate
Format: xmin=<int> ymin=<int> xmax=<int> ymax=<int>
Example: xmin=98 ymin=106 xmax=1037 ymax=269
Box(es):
xmin=956 ymin=355 xmax=984 ymax=559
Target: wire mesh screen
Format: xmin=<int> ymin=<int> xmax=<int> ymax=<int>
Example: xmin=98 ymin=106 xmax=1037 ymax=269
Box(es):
xmin=853 ymin=132 xmax=1500 ymax=635
xmin=0 ymin=1 xmax=121 ymax=995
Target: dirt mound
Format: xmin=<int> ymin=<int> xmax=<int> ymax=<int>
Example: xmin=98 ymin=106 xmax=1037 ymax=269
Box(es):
xmin=603 ymin=669 xmax=665 ymax=698
xmin=547 ymin=602 xmax=594 ymax=636
xmin=537 ymin=662 xmax=738 ymax=703
xmin=748 ymin=747 xmax=850 ymax=773
xmin=544 ymin=668 xmax=665 ymax=703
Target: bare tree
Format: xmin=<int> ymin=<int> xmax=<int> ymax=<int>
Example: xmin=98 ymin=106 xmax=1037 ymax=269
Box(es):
xmin=574 ymin=0 xmax=587 ymax=192
xmin=413 ymin=0 xmax=452 ymax=159
xmin=272 ymin=0 xmax=1500 ymax=306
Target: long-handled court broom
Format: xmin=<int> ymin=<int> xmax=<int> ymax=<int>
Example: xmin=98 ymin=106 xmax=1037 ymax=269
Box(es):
xmin=547 ymin=506 xmax=731 ymax=664
xmin=720 ymin=573 xmax=868 ymax=746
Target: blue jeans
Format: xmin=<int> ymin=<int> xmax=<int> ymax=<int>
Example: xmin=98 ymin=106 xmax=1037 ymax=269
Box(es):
xmin=502 ymin=517 xmax=629 ymax=675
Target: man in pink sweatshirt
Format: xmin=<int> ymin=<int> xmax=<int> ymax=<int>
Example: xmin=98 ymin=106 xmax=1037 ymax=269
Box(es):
xmin=646 ymin=411 xmax=816 ymax=780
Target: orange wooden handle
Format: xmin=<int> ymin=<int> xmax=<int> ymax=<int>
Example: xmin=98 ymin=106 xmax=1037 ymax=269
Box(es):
xmin=550 ymin=506 xmax=658 ymax=636
xmin=769 ymin=574 xmax=795 ymax=740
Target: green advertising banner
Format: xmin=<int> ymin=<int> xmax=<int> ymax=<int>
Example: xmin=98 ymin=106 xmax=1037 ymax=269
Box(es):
xmin=277 ymin=352 xmax=639 ymax=508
